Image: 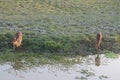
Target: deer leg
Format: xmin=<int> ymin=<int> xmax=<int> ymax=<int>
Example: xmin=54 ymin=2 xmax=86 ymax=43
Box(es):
xmin=13 ymin=45 xmax=15 ymax=51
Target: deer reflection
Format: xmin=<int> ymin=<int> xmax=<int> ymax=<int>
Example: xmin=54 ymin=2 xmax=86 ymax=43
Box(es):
xmin=95 ymin=54 xmax=101 ymax=66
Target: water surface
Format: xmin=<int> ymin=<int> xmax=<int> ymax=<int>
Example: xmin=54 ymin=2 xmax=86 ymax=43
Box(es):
xmin=0 ymin=54 xmax=120 ymax=80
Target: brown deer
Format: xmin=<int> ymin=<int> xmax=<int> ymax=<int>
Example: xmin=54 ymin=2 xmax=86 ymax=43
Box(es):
xmin=13 ymin=31 xmax=22 ymax=50
xmin=96 ymin=32 xmax=102 ymax=53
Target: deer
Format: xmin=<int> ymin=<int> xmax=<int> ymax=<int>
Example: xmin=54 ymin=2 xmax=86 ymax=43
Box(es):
xmin=13 ymin=31 xmax=22 ymax=50
xmin=96 ymin=32 xmax=102 ymax=53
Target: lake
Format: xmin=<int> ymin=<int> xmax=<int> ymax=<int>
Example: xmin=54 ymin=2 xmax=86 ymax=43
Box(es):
xmin=0 ymin=54 xmax=120 ymax=80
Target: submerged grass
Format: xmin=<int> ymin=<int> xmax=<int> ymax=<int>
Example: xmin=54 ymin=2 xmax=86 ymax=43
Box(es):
xmin=0 ymin=49 xmax=82 ymax=69
xmin=0 ymin=49 xmax=119 ymax=70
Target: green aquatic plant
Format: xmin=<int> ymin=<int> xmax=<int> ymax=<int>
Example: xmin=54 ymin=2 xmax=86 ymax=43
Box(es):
xmin=104 ymin=51 xmax=119 ymax=58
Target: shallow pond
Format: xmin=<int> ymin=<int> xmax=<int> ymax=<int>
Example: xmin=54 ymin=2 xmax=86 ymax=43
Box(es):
xmin=0 ymin=54 xmax=120 ymax=80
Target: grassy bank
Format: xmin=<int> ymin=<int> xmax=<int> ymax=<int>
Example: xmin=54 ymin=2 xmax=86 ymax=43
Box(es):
xmin=0 ymin=0 xmax=120 ymax=54
xmin=0 ymin=32 xmax=120 ymax=54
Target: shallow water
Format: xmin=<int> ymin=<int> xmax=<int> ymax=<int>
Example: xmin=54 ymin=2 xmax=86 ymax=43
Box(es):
xmin=0 ymin=54 xmax=120 ymax=80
